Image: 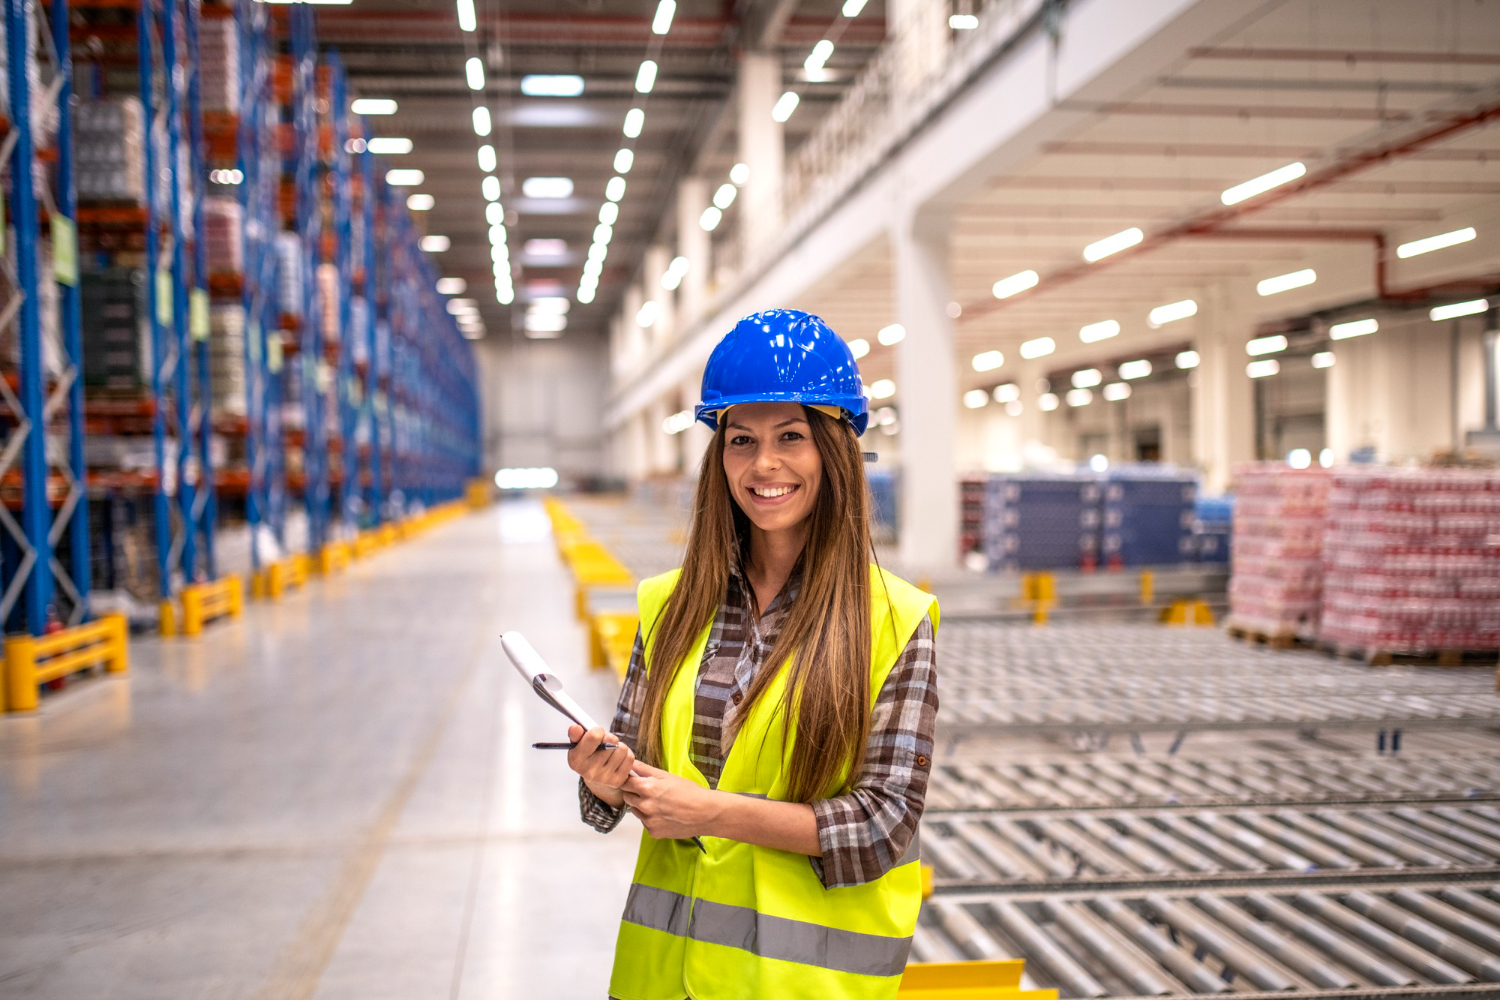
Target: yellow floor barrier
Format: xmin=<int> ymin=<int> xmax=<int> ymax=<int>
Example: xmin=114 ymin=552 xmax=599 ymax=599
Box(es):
xmin=566 ymin=540 xmax=635 ymax=620
xmin=318 ymin=541 xmax=352 ymax=576
xmin=590 ymin=611 xmax=639 ymax=679
xmin=253 ymin=553 xmax=311 ymax=602
xmin=899 ymin=961 xmax=1056 ymax=999
xmin=4 ymin=613 xmax=129 ymax=712
xmin=178 ymin=575 xmax=245 ymax=636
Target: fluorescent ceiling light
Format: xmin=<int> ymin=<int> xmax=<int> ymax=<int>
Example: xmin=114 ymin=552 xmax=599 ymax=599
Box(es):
xmin=598 ymin=202 xmax=619 ymax=226
xmin=1256 ymin=268 xmax=1316 ymax=297
xmin=635 ymin=60 xmax=658 ymax=94
xmin=593 ymin=223 xmax=613 ymax=245
xmin=385 ymin=169 xmax=424 ymax=186
xmin=420 ymin=235 xmax=450 ymax=253
xmin=878 ymin=324 xmax=905 ymax=346
xmin=1312 ymin=351 xmax=1335 ymax=369
xmin=949 ymin=13 xmax=978 ymax=28
xmin=587 ymin=243 xmax=608 ymax=263
xmin=445 ymin=298 xmax=477 ymax=315
xmin=436 ymin=277 xmax=466 ymax=295
xmin=472 ymin=107 xmax=491 ymax=137
xmin=771 ymin=91 xmax=800 ymax=123
xmin=1038 ymin=392 xmax=1059 ymax=411
xmin=1065 ymin=388 xmax=1093 ymax=407
xmin=614 ymin=148 xmax=634 ymax=174
xmin=713 ymin=183 xmax=737 ymax=210
xmin=991 ymin=269 xmax=1038 ymax=299
xmin=520 ymin=74 xmax=585 ymax=97
xmin=848 ymin=337 xmax=869 ymax=359
xmin=637 ymin=301 xmax=660 ymax=327
xmin=529 ymin=296 xmax=571 ymax=315
xmin=700 ymin=206 xmax=723 ymax=231
xmin=1083 ymin=227 xmax=1143 ymax=262
xmin=1103 ymin=382 xmax=1131 ymax=402
xmin=525 ymin=313 xmax=567 ymax=333
xmin=486 ymin=203 xmax=504 ymax=226
xmin=497 ymin=285 xmax=514 ymax=305
xmin=522 ymin=177 xmax=573 ymax=199
xmin=1019 ymin=336 xmax=1055 ymax=360
xmin=870 ymin=379 xmax=896 ymax=400
xmin=963 ymin=389 xmax=989 ymax=409
xmin=606 ymin=177 xmax=626 ymax=202
xmin=1079 ymin=319 xmax=1119 ymax=343
xmin=1246 ymin=334 xmax=1288 ymax=356
xmin=1397 ymin=226 xmax=1476 ymax=259
xmin=1175 ymin=350 xmax=1200 ymax=369
xmin=1071 ymin=368 xmax=1102 ymax=388
xmin=1329 ymin=318 xmax=1378 ymax=340
xmin=993 ymin=383 xmax=1020 ymax=404
xmin=524 ymin=238 xmax=568 ymax=257
xmin=478 ymin=145 xmax=497 ymax=173
xmin=456 ymin=0 xmax=475 ymax=31
xmin=972 ymin=350 xmax=1004 ymax=372
xmin=1118 ymin=359 xmax=1152 ymax=380
xmin=1247 ymin=359 xmax=1280 ymax=378
xmin=465 ymin=57 xmax=485 ymax=91
xmin=1149 ymin=299 xmax=1197 ymax=327
xmin=842 ymin=0 xmax=868 ymax=13
xmin=576 ymin=286 xmax=596 ymax=305
xmin=482 ymin=176 xmax=501 ymax=201
xmin=652 ymin=0 xmax=675 ymax=34
xmin=584 ymin=259 xmax=603 ymax=278
xmin=805 ymin=39 xmax=834 ymax=75
xmin=366 ymin=137 xmax=411 ymax=155
xmin=1430 ymin=298 xmax=1488 ymax=321
xmin=406 ymin=193 xmax=434 ymax=211
xmin=623 ymin=108 xmax=645 ymax=138
xmin=491 ymin=244 xmax=509 ymax=262
xmin=661 ymin=255 xmax=689 ymax=290
xmin=730 ymin=162 xmax=749 ymax=185
xmin=1221 ymin=162 xmax=1306 ymax=206
xmin=351 ymin=98 xmax=397 ymax=115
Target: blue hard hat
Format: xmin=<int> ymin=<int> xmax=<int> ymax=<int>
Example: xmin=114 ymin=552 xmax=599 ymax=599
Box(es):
xmin=695 ymin=309 xmax=869 ymax=436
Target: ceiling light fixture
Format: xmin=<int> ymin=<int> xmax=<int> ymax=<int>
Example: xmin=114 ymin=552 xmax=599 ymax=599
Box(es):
xmin=1329 ymin=318 xmax=1378 ymax=340
xmin=1019 ymin=336 xmax=1055 ymax=360
xmin=730 ymin=162 xmax=749 ymax=185
xmin=713 ymin=183 xmax=737 ymax=210
xmin=963 ymin=389 xmax=989 ymax=409
xmin=1065 ymin=388 xmax=1093 ymax=407
xmin=351 ymin=98 xmax=397 ymax=115
xmin=1175 ymin=350 xmax=1200 ymax=369
xmin=528 ymin=296 xmax=570 ymax=315
xmin=1429 ymin=298 xmax=1489 ymax=322
xmin=1103 ymin=382 xmax=1131 ymax=401
xmin=971 ymin=350 xmax=1004 ymax=372
xmin=1148 ymin=299 xmax=1197 ymax=327
xmin=520 ymin=74 xmax=585 ymax=97
xmin=652 ymin=0 xmax=675 ymax=34
xmin=1256 ymin=268 xmax=1316 ymax=297
xmin=478 ymin=145 xmax=496 ymax=173
xmin=523 ymin=238 xmax=567 ymax=257
xmin=486 ymin=203 xmax=504 ymax=226
xmin=1079 ymin=319 xmax=1119 ymax=343
xmin=993 ymin=383 xmax=1020 ymax=404
xmin=522 ymin=177 xmax=573 ymax=199
xmin=406 ymin=193 xmax=434 ymax=211
xmin=1038 ymin=392 xmax=1059 ymax=411
xmin=1221 ymin=162 xmax=1306 ymax=206
xmin=385 ymin=169 xmax=424 ymax=187
xmin=465 ymin=57 xmax=485 ymax=91
xmin=991 ymin=269 xmax=1038 ymax=299
xmin=472 ymin=106 xmax=491 ymax=136
xmin=1247 ymin=359 xmax=1281 ymax=378
xmin=842 ymin=0 xmax=868 ymax=14
xmin=482 ymin=176 xmax=501 ymax=201
xmin=771 ymin=91 xmax=800 ymax=123
xmin=637 ymin=301 xmax=660 ymax=327
xmin=593 ymin=223 xmax=613 ymax=245
xmin=366 ymin=137 xmax=411 ymax=155
xmin=1118 ymin=359 xmax=1152 ymax=380
xmin=949 ymin=13 xmax=978 ymax=28
xmin=870 ymin=379 xmax=896 ymax=400
xmin=635 ymin=60 xmax=658 ymax=94
xmin=848 ymin=337 xmax=869 ymax=359
xmin=436 ymin=278 xmax=466 ymax=295
xmin=614 ymin=148 xmax=634 ymax=174
xmin=623 ymin=108 xmax=645 ymax=138
xmin=420 ymin=235 xmax=450 ymax=253
xmin=598 ymin=202 xmax=619 ymax=226
xmin=455 ymin=0 xmax=475 ymax=31
xmin=606 ymin=177 xmax=626 ymax=202
xmin=1246 ymin=334 xmax=1288 ymax=356
xmin=1083 ymin=227 xmax=1143 ymax=262
xmin=1312 ymin=351 xmax=1335 ymax=368
xmin=877 ymin=324 xmax=905 ymax=346
xmin=1071 ymin=368 xmax=1102 ymax=388
xmin=804 ymin=39 xmax=834 ymax=75
xmin=1397 ymin=226 xmax=1476 ymax=259
xmin=700 ymin=206 xmax=723 ymax=231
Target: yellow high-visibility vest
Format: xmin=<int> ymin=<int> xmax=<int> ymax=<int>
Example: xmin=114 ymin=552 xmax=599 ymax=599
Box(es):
xmin=610 ymin=565 xmax=939 ymax=1000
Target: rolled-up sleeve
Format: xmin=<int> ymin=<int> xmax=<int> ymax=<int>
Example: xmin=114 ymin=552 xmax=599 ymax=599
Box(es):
xmin=579 ymin=627 xmax=646 ymax=834
xmin=809 ymin=614 xmax=938 ymax=888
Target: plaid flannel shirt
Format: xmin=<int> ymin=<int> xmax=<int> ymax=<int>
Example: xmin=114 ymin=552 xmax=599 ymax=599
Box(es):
xmin=579 ymin=561 xmax=939 ymax=889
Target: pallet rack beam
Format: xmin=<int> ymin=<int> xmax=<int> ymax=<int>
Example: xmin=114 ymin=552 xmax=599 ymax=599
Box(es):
xmin=186 ymin=0 xmax=215 ymax=579
xmin=290 ymin=5 xmax=327 ymax=553
xmin=358 ymin=124 xmax=383 ymax=524
xmin=328 ymin=56 xmax=357 ymax=529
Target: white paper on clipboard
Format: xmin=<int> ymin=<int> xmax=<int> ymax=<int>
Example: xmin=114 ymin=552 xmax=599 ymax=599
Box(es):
xmin=501 ymin=631 xmax=602 ymax=732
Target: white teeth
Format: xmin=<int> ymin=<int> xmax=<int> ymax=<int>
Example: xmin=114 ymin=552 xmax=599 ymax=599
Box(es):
xmin=752 ymin=486 xmax=794 ymax=498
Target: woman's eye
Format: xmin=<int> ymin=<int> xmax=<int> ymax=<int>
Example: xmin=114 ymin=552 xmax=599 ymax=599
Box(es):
xmin=781 ymin=431 xmax=804 ymax=442
xmin=730 ymin=435 xmax=753 ymax=447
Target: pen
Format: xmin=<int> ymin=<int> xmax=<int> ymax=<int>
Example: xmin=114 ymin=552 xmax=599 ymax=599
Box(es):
xmin=532 ymin=740 xmax=621 ymax=751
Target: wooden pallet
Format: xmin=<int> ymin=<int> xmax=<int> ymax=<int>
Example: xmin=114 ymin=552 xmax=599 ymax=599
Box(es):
xmin=1318 ymin=642 xmax=1499 ymax=667
xmin=1226 ymin=623 xmax=1305 ymax=650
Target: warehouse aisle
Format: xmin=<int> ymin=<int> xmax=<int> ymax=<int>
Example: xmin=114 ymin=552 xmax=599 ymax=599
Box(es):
xmin=0 ymin=501 xmax=638 ymax=1000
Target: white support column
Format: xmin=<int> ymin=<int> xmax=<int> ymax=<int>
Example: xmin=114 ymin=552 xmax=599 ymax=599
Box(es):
xmin=644 ymin=245 xmax=673 ymax=348
xmin=621 ymin=283 xmax=645 ymax=375
xmin=1190 ymin=291 xmax=1256 ymax=492
xmin=737 ymin=51 xmax=784 ymax=261
xmin=893 ymin=209 xmax=959 ymax=575
xmin=677 ymin=177 xmax=710 ymax=326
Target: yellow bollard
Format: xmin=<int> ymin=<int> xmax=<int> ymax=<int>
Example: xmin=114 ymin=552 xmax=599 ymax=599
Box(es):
xmin=182 ymin=586 xmax=205 ymax=636
xmin=159 ymin=600 xmax=177 ymax=637
xmin=104 ymin=614 xmax=129 ymax=674
xmin=1140 ymin=570 xmax=1155 ymax=606
xmin=920 ymin=863 xmax=934 ymax=900
xmin=3 ymin=633 xmax=38 ymax=712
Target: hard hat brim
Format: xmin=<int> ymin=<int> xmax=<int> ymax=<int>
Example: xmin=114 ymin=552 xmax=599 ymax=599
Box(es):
xmin=695 ymin=392 xmax=868 ymax=436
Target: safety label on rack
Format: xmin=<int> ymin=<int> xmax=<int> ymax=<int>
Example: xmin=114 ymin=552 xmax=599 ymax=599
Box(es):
xmin=190 ymin=290 xmax=210 ymax=340
xmin=51 ymin=218 xmax=78 ymax=286
xmin=156 ymin=270 xmax=174 ymax=325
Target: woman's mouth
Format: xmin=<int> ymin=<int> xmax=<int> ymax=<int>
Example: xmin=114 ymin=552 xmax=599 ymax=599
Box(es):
xmin=748 ymin=484 xmax=799 ymax=504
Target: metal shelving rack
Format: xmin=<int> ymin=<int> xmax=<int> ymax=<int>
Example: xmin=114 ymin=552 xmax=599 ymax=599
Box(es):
xmin=356 ymin=128 xmax=385 ymax=525
xmin=328 ymin=58 xmax=358 ymax=531
xmin=1 ymin=0 xmax=93 ymax=635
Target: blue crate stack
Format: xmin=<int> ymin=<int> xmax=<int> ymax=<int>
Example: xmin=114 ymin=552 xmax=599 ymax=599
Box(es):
xmin=982 ymin=473 xmax=1103 ymax=571
xmin=1101 ymin=467 xmax=1198 ymax=567
xmin=1192 ymin=494 xmax=1234 ymax=564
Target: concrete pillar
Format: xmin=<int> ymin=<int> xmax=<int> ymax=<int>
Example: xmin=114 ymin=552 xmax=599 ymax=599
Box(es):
xmin=621 ymin=283 xmax=645 ymax=375
xmin=644 ymin=245 xmax=674 ymax=348
xmin=737 ymin=51 xmax=784 ymax=261
xmin=1190 ymin=291 xmax=1256 ymax=492
xmin=888 ymin=0 xmax=947 ymax=97
xmin=892 ymin=209 xmax=958 ymax=574
xmin=677 ymin=177 xmax=710 ymax=326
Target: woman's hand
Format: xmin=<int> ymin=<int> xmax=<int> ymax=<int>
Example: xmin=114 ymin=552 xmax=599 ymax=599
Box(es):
xmin=622 ymin=762 xmax=721 ymax=840
xmin=567 ymin=725 xmax=636 ymax=808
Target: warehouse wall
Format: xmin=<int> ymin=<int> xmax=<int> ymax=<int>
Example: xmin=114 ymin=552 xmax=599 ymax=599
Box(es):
xmin=477 ymin=333 xmax=609 ymax=481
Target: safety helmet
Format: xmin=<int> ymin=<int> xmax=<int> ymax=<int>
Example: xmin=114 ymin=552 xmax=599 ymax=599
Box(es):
xmin=694 ymin=309 xmax=869 ymax=436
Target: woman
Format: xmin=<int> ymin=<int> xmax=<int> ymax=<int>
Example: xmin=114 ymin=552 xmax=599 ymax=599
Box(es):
xmin=568 ymin=309 xmax=939 ymax=1000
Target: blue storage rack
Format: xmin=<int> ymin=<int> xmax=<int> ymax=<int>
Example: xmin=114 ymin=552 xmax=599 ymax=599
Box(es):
xmin=1101 ymin=468 xmax=1197 ymax=568
xmin=982 ymin=474 xmax=1103 ymax=572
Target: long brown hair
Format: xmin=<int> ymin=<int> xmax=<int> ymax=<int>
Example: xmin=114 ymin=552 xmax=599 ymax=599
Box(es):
xmin=638 ymin=407 xmax=876 ymax=802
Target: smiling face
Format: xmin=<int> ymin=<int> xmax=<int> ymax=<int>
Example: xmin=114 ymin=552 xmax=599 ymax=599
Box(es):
xmin=721 ymin=402 xmax=825 ymax=538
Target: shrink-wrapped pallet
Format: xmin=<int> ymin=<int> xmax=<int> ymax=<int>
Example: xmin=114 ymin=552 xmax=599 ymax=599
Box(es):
xmin=1227 ymin=465 xmax=1329 ymax=639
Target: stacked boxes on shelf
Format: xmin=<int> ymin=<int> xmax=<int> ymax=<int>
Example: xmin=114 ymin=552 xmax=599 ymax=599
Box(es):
xmin=1227 ymin=465 xmax=1329 ymax=639
xmin=80 ymin=269 xmax=147 ymax=392
xmin=74 ymin=98 xmax=146 ymax=203
xmin=209 ymin=304 xmax=245 ymax=417
xmin=1192 ymin=495 xmax=1234 ymax=564
xmin=204 ymin=197 xmax=243 ymax=276
xmin=197 ymin=13 xmax=239 ymax=113
xmin=1101 ymin=468 xmax=1197 ymax=567
xmin=982 ymin=473 xmax=1102 ymax=571
xmin=1320 ymin=468 xmax=1500 ymax=655
xmin=276 ymin=233 xmax=303 ymax=318
xmin=959 ymin=475 xmax=986 ymax=557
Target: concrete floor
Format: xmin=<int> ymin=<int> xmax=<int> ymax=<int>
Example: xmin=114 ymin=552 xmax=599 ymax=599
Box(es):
xmin=0 ymin=500 xmax=638 ymax=1000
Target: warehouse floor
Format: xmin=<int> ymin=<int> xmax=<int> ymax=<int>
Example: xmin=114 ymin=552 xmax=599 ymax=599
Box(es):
xmin=0 ymin=502 xmax=636 ymax=1000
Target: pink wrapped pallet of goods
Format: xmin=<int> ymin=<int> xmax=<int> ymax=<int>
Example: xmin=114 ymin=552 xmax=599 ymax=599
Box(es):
xmin=1320 ymin=467 xmax=1500 ymax=659
xmin=1227 ymin=464 xmax=1330 ymax=641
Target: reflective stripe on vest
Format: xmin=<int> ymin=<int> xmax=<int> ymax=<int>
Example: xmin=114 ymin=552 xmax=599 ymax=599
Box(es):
xmin=609 ymin=564 xmax=939 ymax=1000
